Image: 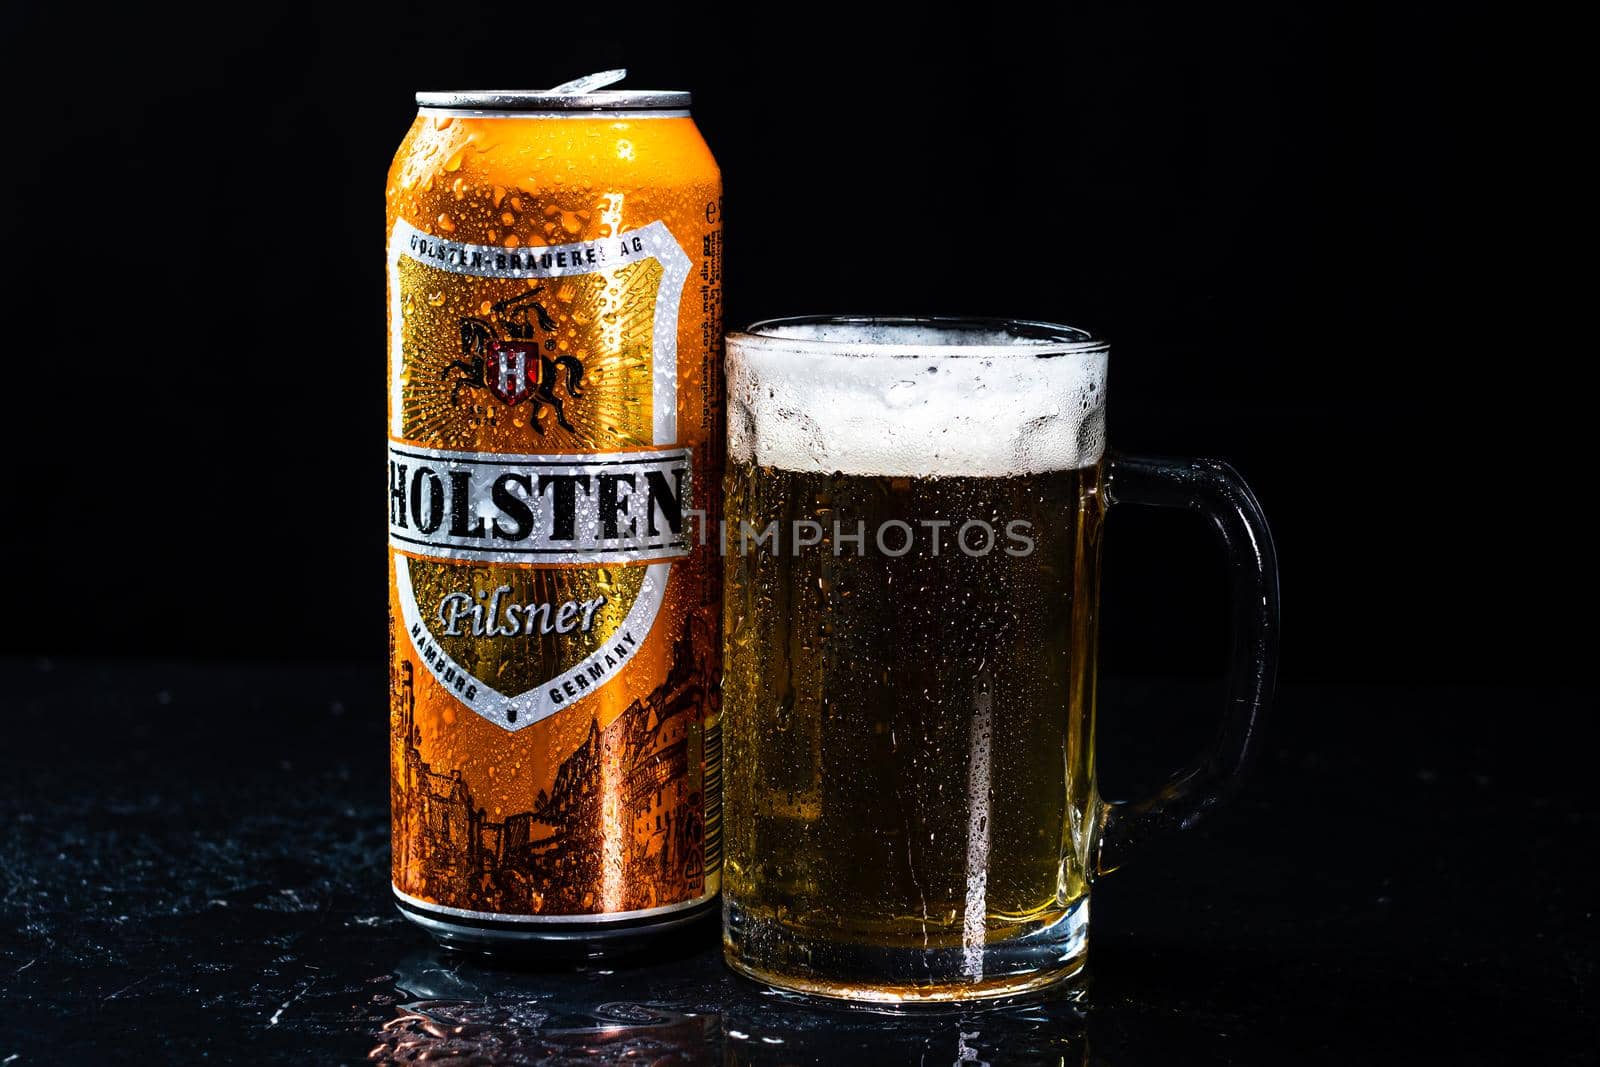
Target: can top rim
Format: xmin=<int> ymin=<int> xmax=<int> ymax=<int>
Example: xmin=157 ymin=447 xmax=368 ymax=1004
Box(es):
xmin=416 ymin=90 xmax=690 ymax=111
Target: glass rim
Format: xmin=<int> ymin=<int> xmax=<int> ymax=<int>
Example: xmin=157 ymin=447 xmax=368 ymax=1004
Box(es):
xmin=728 ymin=315 xmax=1109 ymax=358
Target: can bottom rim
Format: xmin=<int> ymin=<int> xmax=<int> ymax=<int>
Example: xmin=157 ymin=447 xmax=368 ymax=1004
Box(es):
xmin=394 ymin=886 xmax=719 ymax=945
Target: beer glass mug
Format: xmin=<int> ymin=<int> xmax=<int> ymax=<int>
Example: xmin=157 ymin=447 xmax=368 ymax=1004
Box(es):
xmin=720 ymin=316 xmax=1280 ymax=1003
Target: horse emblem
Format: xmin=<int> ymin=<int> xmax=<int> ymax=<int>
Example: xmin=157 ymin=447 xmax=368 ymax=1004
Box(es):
xmin=442 ymin=288 xmax=585 ymax=433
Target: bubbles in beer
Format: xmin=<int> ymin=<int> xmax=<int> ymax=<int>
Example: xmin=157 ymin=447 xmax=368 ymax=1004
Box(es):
xmin=722 ymin=319 xmax=1104 ymax=998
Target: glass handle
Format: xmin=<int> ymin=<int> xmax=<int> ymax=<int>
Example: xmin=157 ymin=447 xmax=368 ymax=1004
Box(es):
xmin=1096 ymin=453 xmax=1281 ymax=874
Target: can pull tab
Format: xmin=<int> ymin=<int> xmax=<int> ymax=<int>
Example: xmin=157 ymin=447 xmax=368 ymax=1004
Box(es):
xmin=547 ymin=69 xmax=627 ymax=93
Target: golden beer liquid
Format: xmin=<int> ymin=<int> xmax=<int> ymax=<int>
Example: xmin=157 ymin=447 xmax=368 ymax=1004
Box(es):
xmin=723 ymin=462 xmax=1104 ymax=998
xmin=386 ymin=110 xmax=722 ymax=927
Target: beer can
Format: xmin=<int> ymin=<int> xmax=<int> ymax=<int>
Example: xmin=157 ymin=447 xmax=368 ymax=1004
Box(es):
xmin=385 ymin=85 xmax=723 ymax=950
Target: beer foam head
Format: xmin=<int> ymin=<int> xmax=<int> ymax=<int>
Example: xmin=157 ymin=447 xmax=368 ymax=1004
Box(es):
xmin=726 ymin=318 xmax=1108 ymax=477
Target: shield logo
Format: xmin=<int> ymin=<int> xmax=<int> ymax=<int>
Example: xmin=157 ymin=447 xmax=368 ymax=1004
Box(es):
xmin=486 ymin=340 xmax=538 ymax=406
xmin=388 ymin=220 xmax=697 ymax=732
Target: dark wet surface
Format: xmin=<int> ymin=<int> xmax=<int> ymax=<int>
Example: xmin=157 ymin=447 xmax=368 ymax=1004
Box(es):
xmin=2 ymin=661 xmax=1593 ymax=1064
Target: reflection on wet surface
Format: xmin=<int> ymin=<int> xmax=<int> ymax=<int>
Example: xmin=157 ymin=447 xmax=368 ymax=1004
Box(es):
xmin=374 ymin=997 xmax=716 ymax=1065
xmin=369 ymin=947 xmax=1088 ymax=1065
xmin=10 ymin=667 xmax=1591 ymax=1064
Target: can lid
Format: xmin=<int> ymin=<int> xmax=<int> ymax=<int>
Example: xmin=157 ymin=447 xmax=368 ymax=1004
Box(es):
xmin=416 ymin=81 xmax=691 ymax=111
xmin=416 ymin=89 xmax=689 ymax=112
xmin=419 ymin=69 xmax=687 ymax=112
xmin=418 ymin=69 xmax=687 ymax=112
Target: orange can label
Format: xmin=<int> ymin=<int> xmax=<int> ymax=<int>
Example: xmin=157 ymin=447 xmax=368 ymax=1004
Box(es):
xmin=386 ymin=113 xmax=721 ymax=922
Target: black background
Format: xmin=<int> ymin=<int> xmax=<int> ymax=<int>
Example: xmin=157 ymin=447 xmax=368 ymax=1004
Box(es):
xmin=0 ymin=1 xmax=1580 ymax=684
xmin=0 ymin=3 xmax=1593 ymax=1062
